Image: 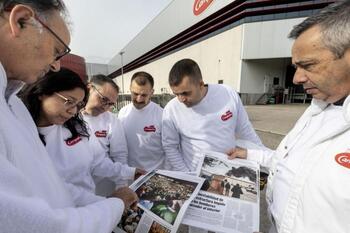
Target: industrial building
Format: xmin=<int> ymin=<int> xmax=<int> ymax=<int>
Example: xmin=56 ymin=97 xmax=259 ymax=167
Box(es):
xmin=107 ymin=0 xmax=335 ymax=104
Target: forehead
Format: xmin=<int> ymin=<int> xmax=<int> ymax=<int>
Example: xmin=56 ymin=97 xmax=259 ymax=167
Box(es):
xmin=130 ymin=81 xmax=152 ymax=93
xmin=291 ymin=26 xmax=332 ymax=62
xmin=60 ymin=87 xmax=85 ymax=101
xmin=96 ymin=82 xmax=118 ymax=95
xmin=171 ymin=76 xmax=197 ymax=91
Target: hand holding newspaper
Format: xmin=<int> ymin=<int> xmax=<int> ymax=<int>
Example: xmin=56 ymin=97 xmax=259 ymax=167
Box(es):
xmin=115 ymin=170 xmax=204 ymax=233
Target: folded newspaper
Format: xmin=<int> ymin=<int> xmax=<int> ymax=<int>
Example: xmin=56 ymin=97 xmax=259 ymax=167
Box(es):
xmin=115 ymin=170 xmax=204 ymax=233
xmin=183 ymin=151 xmax=260 ymax=233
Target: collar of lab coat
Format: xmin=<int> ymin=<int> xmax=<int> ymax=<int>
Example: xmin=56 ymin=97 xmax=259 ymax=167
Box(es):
xmin=0 ymin=63 xmax=24 ymax=102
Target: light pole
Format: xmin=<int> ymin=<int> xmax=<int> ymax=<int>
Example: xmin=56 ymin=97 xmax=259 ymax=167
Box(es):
xmin=119 ymin=51 xmax=125 ymax=94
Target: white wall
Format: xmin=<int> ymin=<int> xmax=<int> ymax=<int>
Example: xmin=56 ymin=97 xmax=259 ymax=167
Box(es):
xmin=113 ymin=25 xmax=243 ymax=94
xmin=240 ymin=58 xmax=290 ymax=94
xmin=86 ymin=63 xmax=109 ymax=79
xmin=109 ymin=0 xmax=236 ymax=70
xmin=242 ymin=18 xmax=305 ymax=59
xmin=113 ymin=17 xmax=303 ymax=96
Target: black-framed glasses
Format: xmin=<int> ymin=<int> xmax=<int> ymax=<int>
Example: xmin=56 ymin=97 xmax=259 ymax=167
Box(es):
xmin=34 ymin=16 xmax=71 ymax=61
xmin=4 ymin=5 xmax=71 ymax=61
xmin=55 ymin=92 xmax=85 ymax=111
xmin=92 ymin=85 xmax=116 ymax=107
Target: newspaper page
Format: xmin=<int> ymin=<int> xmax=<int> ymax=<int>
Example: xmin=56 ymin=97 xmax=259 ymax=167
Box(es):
xmin=183 ymin=151 xmax=260 ymax=233
xmin=114 ymin=170 xmax=204 ymax=233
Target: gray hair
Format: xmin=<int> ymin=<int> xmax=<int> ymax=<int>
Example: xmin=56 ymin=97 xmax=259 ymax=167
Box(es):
xmin=0 ymin=0 xmax=67 ymax=14
xmin=289 ymin=0 xmax=350 ymax=58
xmin=0 ymin=0 xmax=70 ymax=31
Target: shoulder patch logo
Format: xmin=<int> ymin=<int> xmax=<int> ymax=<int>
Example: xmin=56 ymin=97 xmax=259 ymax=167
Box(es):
xmin=335 ymin=153 xmax=350 ymax=169
xmin=65 ymin=136 xmax=82 ymax=146
xmin=144 ymin=125 xmax=156 ymax=132
xmin=221 ymin=110 xmax=233 ymax=121
xmin=95 ymin=130 xmax=107 ymax=138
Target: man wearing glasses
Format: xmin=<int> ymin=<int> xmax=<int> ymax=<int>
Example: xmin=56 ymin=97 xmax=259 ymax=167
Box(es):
xmin=82 ymin=74 xmax=144 ymax=195
xmin=119 ymin=71 xmax=166 ymax=172
xmin=0 ymin=1 xmax=137 ymax=233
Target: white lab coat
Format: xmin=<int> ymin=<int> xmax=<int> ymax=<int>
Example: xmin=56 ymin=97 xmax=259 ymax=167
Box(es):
xmin=249 ymin=97 xmax=350 ymax=233
xmin=0 ymin=63 xmax=124 ymax=233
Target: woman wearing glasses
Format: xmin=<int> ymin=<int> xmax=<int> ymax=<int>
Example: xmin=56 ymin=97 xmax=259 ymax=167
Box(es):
xmin=20 ymin=68 xmax=139 ymax=207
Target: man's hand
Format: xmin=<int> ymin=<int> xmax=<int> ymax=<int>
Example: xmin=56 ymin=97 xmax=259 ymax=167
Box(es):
xmin=109 ymin=187 xmax=138 ymax=210
xmin=134 ymin=168 xmax=146 ymax=180
xmin=226 ymin=147 xmax=248 ymax=160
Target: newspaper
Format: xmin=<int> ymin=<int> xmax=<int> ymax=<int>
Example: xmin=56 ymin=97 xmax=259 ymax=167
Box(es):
xmin=114 ymin=170 xmax=204 ymax=233
xmin=183 ymin=151 xmax=260 ymax=233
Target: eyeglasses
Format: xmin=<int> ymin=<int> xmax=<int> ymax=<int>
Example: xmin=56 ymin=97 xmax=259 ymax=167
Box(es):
xmin=4 ymin=5 xmax=71 ymax=61
xmin=55 ymin=92 xmax=85 ymax=111
xmin=92 ymin=85 xmax=116 ymax=107
xmin=34 ymin=16 xmax=71 ymax=61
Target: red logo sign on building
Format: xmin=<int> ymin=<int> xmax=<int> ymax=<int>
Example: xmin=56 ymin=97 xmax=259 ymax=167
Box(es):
xmin=221 ymin=110 xmax=233 ymax=121
xmin=335 ymin=153 xmax=350 ymax=169
xmin=95 ymin=130 xmax=107 ymax=138
xmin=193 ymin=0 xmax=214 ymax=16
xmin=144 ymin=125 xmax=156 ymax=132
xmin=65 ymin=136 xmax=82 ymax=146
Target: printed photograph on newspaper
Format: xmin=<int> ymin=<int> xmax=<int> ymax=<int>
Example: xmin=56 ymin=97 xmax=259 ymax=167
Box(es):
xmin=115 ymin=170 xmax=204 ymax=233
xmin=182 ymin=151 xmax=260 ymax=233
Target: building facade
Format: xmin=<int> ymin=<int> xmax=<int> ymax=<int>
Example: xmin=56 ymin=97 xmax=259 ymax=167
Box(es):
xmin=108 ymin=0 xmax=335 ymax=104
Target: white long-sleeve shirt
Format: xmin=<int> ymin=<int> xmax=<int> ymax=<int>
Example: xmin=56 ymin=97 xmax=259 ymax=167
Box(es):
xmin=118 ymin=101 xmax=165 ymax=171
xmin=83 ymin=112 xmax=130 ymax=191
xmin=247 ymin=97 xmax=350 ymax=233
xmin=83 ymin=111 xmax=128 ymax=164
xmin=162 ymin=84 xmax=262 ymax=172
xmin=0 ymin=63 xmax=124 ymax=233
xmin=38 ymin=124 xmax=135 ymax=206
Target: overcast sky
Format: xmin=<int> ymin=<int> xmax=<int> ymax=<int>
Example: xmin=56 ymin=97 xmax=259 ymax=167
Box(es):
xmin=65 ymin=0 xmax=172 ymax=64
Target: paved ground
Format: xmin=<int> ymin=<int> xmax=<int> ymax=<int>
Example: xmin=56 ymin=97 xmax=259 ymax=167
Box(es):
xmin=246 ymin=104 xmax=308 ymax=233
xmin=178 ymin=104 xmax=309 ymax=233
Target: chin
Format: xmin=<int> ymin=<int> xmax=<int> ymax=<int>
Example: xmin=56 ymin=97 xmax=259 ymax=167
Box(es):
xmin=90 ymin=109 xmax=101 ymax=116
xmin=23 ymin=75 xmax=41 ymax=84
xmin=134 ymin=103 xmax=145 ymax=109
xmin=183 ymin=102 xmax=194 ymax=107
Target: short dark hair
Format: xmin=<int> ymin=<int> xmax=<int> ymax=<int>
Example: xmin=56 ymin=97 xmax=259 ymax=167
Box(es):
xmin=289 ymin=0 xmax=350 ymax=58
xmin=169 ymin=58 xmax=202 ymax=86
xmin=131 ymin=71 xmax=154 ymax=88
xmin=20 ymin=68 xmax=89 ymax=144
xmin=0 ymin=0 xmax=67 ymax=15
xmin=90 ymin=74 xmax=119 ymax=93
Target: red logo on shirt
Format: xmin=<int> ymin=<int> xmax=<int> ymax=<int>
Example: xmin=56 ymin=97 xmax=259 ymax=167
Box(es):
xmin=335 ymin=153 xmax=350 ymax=169
xmin=193 ymin=0 xmax=214 ymax=16
xmin=221 ymin=110 xmax=233 ymax=121
xmin=144 ymin=125 xmax=156 ymax=132
xmin=65 ymin=136 xmax=82 ymax=146
xmin=95 ymin=130 xmax=107 ymax=138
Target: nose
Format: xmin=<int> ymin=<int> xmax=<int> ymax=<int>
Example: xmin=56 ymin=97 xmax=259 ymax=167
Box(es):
xmin=101 ymin=104 xmax=110 ymax=110
xmin=136 ymin=95 xmax=144 ymax=103
xmin=177 ymin=95 xmax=186 ymax=103
xmin=50 ymin=60 xmax=61 ymax=72
xmin=293 ymin=68 xmax=308 ymax=85
xmin=66 ymin=106 xmax=78 ymax=116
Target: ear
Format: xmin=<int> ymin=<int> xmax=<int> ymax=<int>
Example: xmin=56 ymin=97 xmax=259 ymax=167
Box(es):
xmin=8 ymin=4 xmax=35 ymax=37
xmin=151 ymin=89 xmax=154 ymax=95
xmin=344 ymin=48 xmax=350 ymax=66
xmin=87 ymin=83 xmax=94 ymax=91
